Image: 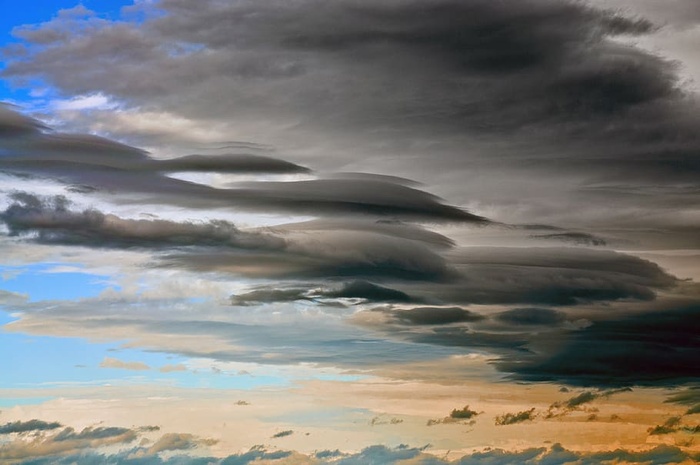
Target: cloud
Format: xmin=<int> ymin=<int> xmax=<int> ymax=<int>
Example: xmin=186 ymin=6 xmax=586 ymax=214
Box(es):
xmin=449 ymin=405 xmax=480 ymax=420
xmin=0 ymin=421 xmax=219 ymax=464
xmin=495 ymin=408 xmax=538 ymax=426
xmin=154 ymin=153 xmax=310 ymax=174
xmin=4 ymin=0 xmax=699 ymax=212
xmin=99 ymin=357 xmax=151 ymax=371
xmin=495 ymin=308 xmax=567 ymax=326
xmin=230 ymin=281 xmax=420 ymax=306
xmin=271 ymin=430 xmax=293 ymax=439
xmin=544 ymin=387 xmax=633 ymax=418
xmin=529 ymin=232 xmax=607 ymax=247
xmin=0 ymin=103 xmax=47 ymax=136
xmin=648 ymin=416 xmax=683 ymax=436
xmin=665 ymin=386 xmax=700 ymax=415
xmin=427 ymin=405 xmax=481 ymax=426
xmin=0 ymin=105 xmax=483 ymax=222
xmin=0 ymin=0 xmax=698 ymax=411
xmin=145 ymin=432 xmax=216 ymax=454
xmin=159 ymin=363 xmax=187 ymax=373
xmin=368 ymin=306 xmax=484 ymax=326
xmin=402 ymin=246 xmax=679 ymax=306
xmin=0 ymin=420 xmax=62 ymax=434
xmin=500 ymin=305 xmax=700 ymax=386
xmin=1 ymin=193 xmax=286 ymax=251
xmin=0 ymin=424 xmax=137 ymax=461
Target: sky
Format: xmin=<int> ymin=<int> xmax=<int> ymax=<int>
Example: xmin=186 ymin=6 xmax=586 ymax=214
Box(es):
xmin=0 ymin=0 xmax=699 ymax=464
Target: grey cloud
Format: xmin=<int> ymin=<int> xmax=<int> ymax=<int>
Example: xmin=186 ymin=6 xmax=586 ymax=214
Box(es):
xmin=373 ymin=306 xmax=484 ymax=326
xmin=529 ymin=232 xmax=607 ymax=247
xmin=0 ymin=193 xmax=286 ymax=250
xmin=229 ymin=281 xmax=422 ymax=306
xmin=178 ymin=245 xmax=677 ymax=306
xmin=154 ymin=154 xmax=309 ymax=174
xmin=495 ymin=308 xmax=567 ymax=326
xmin=0 ymin=193 xmax=455 ymax=282
xmin=0 ymin=103 xmax=46 ymax=136
xmin=0 ymin=420 xmax=62 ymax=434
xmin=321 ymin=281 xmax=417 ymax=303
xmin=2 ymin=0 xmax=699 ymax=248
xmin=397 ymin=247 xmax=679 ymax=307
xmin=226 ymin=179 xmax=485 ymax=222
xmin=0 ymin=110 xmax=482 ymax=223
xmin=3 ymin=1 xmax=694 ymax=177
xmin=268 ymin=218 xmax=456 ymax=249
xmin=230 ymin=288 xmax=311 ymax=306
xmin=162 ymin=233 xmax=452 ymax=282
xmin=5 ymin=1 xmax=698 ymax=237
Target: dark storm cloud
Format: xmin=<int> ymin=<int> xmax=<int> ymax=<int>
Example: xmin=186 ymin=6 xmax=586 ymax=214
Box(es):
xmin=413 ymin=247 xmax=677 ymax=306
xmin=4 ymin=0 xmax=697 ymax=185
xmin=499 ymin=305 xmax=700 ymax=386
xmin=1 ymin=0 xmax=699 ymax=251
xmin=371 ymin=306 xmax=484 ymax=326
xmin=321 ymin=281 xmax=416 ymax=303
xmin=495 ymin=308 xmax=567 ymax=326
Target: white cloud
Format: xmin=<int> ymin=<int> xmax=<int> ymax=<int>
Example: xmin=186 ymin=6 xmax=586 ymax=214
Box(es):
xmin=52 ymin=93 xmax=117 ymax=111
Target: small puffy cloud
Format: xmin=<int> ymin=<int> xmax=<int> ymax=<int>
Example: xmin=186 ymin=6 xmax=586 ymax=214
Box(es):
xmin=495 ymin=408 xmax=538 ymax=426
xmin=271 ymin=430 xmax=294 ymax=439
xmin=427 ymin=405 xmax=481 ymax=426
xmin=99 ymin=356 xmax=150 ymax=371
xmin=159 ymin=363 xmax=187 ymax=373
xmin=450 ymin=405 xmax=480 ymax=420
xmin=648 ymin=416 xmax=683 ymax=436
